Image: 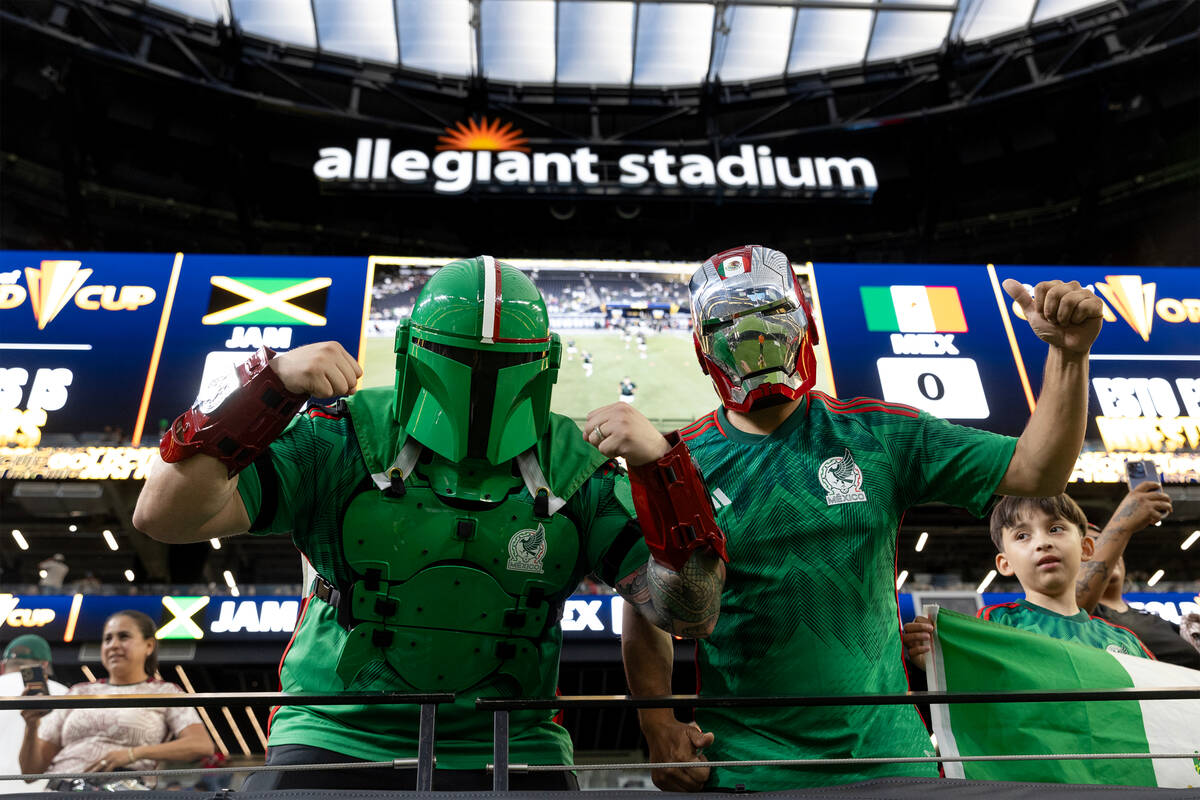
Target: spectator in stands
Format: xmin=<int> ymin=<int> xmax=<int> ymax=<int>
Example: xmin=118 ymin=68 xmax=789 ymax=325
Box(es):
xmin=1093 ymin=556 xmax=1198 ymax=668
xmin=1065 ymin=480 xmax=1193 ymax=666
xmin=624 ymin=244 xmax=1106 ymax=791
xmin=68 ymin=571 xmax=103 ymax=594
xmin=19 ymin=611 xmax=213 ymax=789
xmin=904 ymin=494 xmax=1154 ymax=669
xmin=1 ymin=635 xmax=69 ymax=794
xmin=1075 ymin=481 xmax=1172 ymax=613
xmin=1181 ymin=613 xmax=1200 ymax=657
xmin=37 ymin=553 xmax=68 ymax=589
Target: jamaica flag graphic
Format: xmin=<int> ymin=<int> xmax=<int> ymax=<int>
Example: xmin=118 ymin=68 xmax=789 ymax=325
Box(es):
xmin=202 ymin=276 xmax=331 ymax=326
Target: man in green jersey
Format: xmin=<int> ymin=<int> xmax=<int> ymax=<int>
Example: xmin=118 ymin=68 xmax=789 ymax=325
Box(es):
xmin=622 ymin=244 xmax=1105 ymax=791
xmin=905 ymin=494 xmax=1154 ymax=667
xmin=135 ymin=257 xmax=728 ymax=790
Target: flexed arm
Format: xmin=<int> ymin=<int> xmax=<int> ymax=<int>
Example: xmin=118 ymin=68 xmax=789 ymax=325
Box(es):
xmin=616 ymin=551 xmax=726 ymax=639
xmin=134 ymin=342 xmax=361 ymax=543
xmin=585 ymin=403 xmax=727 ymax=638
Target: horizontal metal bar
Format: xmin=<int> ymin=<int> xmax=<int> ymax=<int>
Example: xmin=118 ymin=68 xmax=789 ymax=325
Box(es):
xmin=0 ymin=758 xmax=422 ymax=784
xmin=0 ymin=691 xmax=455 ymax=711
xmin=495 ymin=752 xmax=1200 ymax=773
xmin=476 ymin=687 xmax=1200 ymax=710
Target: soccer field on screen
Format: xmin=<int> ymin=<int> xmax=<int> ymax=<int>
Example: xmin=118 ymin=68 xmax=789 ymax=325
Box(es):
xmin=362 ymin=330 xmax=721 ymax=430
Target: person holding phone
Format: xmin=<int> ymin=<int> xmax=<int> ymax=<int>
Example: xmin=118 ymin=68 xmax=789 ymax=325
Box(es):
xmin=1 ymin=635 xmax=68 ymax=794
xmin=1075 ymin=461 xmax=1173 ymax=615
xmin=18 ymin=611 xmax=214 ymax=790
xmin=1079 ymin=465 xmax=1196 ymax=667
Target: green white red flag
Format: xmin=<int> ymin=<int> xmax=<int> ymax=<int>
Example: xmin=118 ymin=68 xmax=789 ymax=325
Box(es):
xmin=926 ymin=606 xmax=1200 ymax=788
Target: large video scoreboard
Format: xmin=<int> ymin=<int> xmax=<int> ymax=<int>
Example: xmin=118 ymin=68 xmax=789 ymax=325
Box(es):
xmin=813 ymin=264 xmax=1200 ymax=483
xmin=2 ymin=252 xmax=1196 ymax=482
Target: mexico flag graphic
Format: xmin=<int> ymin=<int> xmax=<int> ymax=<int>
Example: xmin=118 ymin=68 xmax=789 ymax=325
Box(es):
xmin=927 ymin=607 xmax=1200 ymax=788
xmin=860 ymin=285 xmax=968 ymax=333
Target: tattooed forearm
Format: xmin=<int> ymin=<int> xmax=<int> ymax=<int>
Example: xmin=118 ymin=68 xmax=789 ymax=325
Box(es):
xmin=615 ymin=565 xmax=653 ymax=607
xmin=647 ymin=555 xmax=720 ymax=620
xmin=615 ymin=552 xmax=726 ymax=638
xmin=1076 ymin=559 xmax=1109 ymax=594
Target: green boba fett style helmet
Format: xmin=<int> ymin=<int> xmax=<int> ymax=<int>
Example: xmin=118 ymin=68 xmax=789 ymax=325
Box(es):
xmin=394 ymin=256 xmax=561 ymax=464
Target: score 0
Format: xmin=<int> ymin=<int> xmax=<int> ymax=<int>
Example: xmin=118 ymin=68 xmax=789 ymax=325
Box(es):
xmin=875 ymin=357 xmax=991 ymax=419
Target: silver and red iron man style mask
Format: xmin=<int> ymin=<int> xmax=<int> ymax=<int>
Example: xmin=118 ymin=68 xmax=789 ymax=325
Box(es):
xmin=690 ymin=245 xmax=819 ymax=412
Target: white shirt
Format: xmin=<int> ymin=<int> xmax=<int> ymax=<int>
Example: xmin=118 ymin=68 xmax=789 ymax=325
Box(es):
xmin=37 ymin=558 xmax=69 ymax=588
xmin=0 ymin=671 xmax=69 ymax=794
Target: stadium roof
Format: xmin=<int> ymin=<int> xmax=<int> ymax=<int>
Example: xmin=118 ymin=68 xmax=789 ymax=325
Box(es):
xmin=148 ymin=0 xmax=1118 ymax=88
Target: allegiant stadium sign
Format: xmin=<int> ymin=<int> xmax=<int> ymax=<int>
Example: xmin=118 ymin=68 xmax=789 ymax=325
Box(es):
xmin=312 ymin=117 xmax=877 ymax=198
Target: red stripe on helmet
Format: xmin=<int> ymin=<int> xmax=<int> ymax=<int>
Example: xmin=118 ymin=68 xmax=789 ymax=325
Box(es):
xmin=492 ymin=260 xmax=503 ymax=340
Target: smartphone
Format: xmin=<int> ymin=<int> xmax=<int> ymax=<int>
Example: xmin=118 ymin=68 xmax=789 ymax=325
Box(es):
xmin=1125 ymin=459 xmax=1160 ymax=489
xmin=20 ymin=664 xmax=48 ymax=695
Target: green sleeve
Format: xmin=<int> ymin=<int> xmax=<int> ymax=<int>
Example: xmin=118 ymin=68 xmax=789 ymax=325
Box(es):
xmin=235 ymin=414 xmax=318 ymax=536
xmin=569 ymin=464 xmax=650 ymax=588
xmin=879 ymin=410 xmax=1018 ymax=518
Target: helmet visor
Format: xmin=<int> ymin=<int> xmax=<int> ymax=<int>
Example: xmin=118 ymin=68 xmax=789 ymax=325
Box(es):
xmin=695 ymin=287 xmax=810 ymax=392
xmin=416 ymin=340 xmax=546 ymax=459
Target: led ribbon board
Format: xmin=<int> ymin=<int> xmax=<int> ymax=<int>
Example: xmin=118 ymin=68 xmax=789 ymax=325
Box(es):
xmin=2 ymin=593 xmax=1194 ymax=643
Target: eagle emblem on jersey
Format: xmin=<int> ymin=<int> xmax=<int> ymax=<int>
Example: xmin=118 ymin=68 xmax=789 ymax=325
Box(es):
xmin=507 ymin=524 xmax=547 ymax=574
xmin=818 ymin=448 xmax=867 ymax=506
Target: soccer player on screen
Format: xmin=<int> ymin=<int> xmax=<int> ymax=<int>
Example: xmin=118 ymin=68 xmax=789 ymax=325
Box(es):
xmin=621 ymin=244 xmax=1105 ymax=791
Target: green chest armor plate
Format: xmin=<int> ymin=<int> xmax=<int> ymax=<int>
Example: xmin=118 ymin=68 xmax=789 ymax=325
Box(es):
xmin=334 ymin=481 xmax=580 ymax=694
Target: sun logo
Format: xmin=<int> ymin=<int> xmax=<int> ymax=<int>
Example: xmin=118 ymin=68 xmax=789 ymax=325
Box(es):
xmin=437 ymin=117 xmax=530 ymax=153
xmin=1094 ymin=275 xmax=1156 ymax=342
xmin=26 ymin=260 xmax=92 ymax=330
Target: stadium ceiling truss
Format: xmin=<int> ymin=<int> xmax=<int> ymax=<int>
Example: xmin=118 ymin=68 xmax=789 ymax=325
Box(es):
xmin=0 ymin=0 xmax=1195 ymax=147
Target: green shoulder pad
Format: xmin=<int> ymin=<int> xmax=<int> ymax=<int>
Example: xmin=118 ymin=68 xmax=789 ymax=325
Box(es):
xmin=344 ymin=387 xmax=406 ymax=476
xmin=535 ymin=413 xmax=610 ymax=502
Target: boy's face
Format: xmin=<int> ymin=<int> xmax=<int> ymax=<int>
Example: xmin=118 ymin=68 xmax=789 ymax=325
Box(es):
xmin=996 ymin=507 xmax=1093 ymax=599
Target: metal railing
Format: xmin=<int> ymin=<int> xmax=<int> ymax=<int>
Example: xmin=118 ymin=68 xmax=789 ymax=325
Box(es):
xmin=0 ymin=691 xmax=452 ymax=791
xmin=3 ymin=686 xmax=1198 ymax=791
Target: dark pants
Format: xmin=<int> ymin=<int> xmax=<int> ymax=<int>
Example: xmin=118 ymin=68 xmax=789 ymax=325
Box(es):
xmin=240 ymin=743 xmax=579 ymax=791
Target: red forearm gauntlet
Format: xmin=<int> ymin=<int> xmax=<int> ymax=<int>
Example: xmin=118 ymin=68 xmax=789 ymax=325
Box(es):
xmin=627 ymin=431 xmax=728 ymax=571
xmin=160 ymin=347 xmax=307 ymax=477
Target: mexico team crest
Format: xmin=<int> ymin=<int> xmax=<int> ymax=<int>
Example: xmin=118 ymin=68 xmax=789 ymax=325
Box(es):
xmin=507 ymin=524 xmax=547 ymax=573
xmin=818 ymin=449 xmax=867 ymax=506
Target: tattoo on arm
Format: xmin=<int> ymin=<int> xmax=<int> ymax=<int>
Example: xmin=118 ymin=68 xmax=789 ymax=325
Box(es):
xmin=616 ymin=555 xmax=725 ymax=637
xmin=1076 ymin=559 xmax=1109 ymax=594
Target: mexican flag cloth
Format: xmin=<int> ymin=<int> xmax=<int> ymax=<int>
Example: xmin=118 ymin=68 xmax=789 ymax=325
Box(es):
xmin=925 ymin=606 xmax=1200 ymax=788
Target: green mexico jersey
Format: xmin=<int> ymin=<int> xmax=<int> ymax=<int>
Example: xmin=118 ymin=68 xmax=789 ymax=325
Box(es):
xmin=978 ymin=600 xmax=1154 ymax=659
xmin=235 ymin=404 xmax=649 ymax=770
xmin=678 ymin=392 xmax=1017 ymax=790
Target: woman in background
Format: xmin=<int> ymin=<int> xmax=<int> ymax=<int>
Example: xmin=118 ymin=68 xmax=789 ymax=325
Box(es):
xmin=19 ymin=610 xmax=214 ymax=788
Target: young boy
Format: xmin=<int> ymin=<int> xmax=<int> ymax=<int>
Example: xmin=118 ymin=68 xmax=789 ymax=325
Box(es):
xmin=903 ymin=494 xmax=1154 ymax=669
